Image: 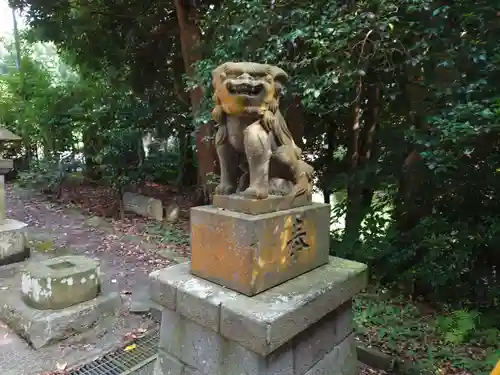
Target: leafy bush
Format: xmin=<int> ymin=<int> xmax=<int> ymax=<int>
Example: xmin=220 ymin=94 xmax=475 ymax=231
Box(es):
xmin=140 ymin=146 xmax=179 ymax=185
xmin=437 ymin=310 xmax=479 ymax=345
xmin=17 ymin=159 xmax=62 ymax=193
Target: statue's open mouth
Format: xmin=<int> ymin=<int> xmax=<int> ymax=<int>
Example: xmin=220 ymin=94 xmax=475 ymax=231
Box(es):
xmin=227 ymin=82 xmax=264 ymax=96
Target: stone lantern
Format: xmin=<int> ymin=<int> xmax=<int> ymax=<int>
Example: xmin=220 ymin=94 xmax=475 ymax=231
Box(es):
xmin=0 ymin=127 xmax=28 ymax=266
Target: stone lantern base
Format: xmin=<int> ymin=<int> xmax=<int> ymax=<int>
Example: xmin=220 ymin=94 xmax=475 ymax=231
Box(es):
xmin=0 ymin=218 xmax=29 ymax=266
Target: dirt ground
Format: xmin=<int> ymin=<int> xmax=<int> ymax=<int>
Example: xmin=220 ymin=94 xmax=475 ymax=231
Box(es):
xmin=7 ymin=184 xmax=175 ymax=293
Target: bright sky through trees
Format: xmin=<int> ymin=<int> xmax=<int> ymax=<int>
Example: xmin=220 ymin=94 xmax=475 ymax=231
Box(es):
xmin=0 ymin=0 xmax=25 ymax=37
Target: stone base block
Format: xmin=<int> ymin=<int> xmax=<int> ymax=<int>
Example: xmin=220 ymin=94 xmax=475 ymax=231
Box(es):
xmin=0 ymin=287 xmax=121 ymax=349
xmin=123 ymin=192 xmax=164 ymax=222
xmin=190 ymin=203 xmax=330 ymax=296
xmin=212 ymin=193 xmax=312 ymax=215
xmin=0 ymin=218 xmax=28 ymax=266
xmin=150 ymin=257 xmax=367 ymax=375
xmin=21 ymin=255 xmax=101 ymax=310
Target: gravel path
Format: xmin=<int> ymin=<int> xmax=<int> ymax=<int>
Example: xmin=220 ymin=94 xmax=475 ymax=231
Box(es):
xmin=0 ymin=185 xmax=164 ymax=375
xmin=6 ymin=184 xmax=172 ymax=294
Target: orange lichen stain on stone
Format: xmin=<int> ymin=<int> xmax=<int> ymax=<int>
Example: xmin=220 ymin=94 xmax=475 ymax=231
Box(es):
xmin=249 ymin=216 xmax=287 ymax=289
xmin=191 ymin=219 xmax=252 ymax=290
xmin=279 ymin=215 xmax=294 ymax=266
xmin=216 ymin=83 xmax=246 ymax=115
xmin=260 ymin=85 xmax=275 ymax=113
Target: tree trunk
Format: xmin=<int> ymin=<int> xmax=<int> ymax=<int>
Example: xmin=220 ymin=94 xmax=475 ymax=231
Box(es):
xmin=284 ymin=96 xmax=306 ymax=147
xmin=320 ymin=120 xmax=338 ymax=204
xmin=82 ymin=127 xmax=102 ymax=181
xmin=176 ymin=127 xmax=197 ymax=187
xmin=344 ymin=78 xmax=364 ymax=244
xmin=343 ymin=79 xmax=380 ymax=245
xmin=393 ymin=74 xmax=435 ymax=232
xmin=173 ymin=0 xmax=216 ymax=203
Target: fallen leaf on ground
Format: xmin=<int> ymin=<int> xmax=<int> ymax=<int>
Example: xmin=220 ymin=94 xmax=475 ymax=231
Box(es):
xmin=124 ymin=343 xmax=137 ymax=351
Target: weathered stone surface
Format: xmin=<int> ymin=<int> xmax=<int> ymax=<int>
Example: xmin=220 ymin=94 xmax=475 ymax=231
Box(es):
xmin=150 ymin=265 xmax=189 ymax=310
xmin=123 ymin=192 xmax=163 ymax=222
xmin=303 ymin=333 xmax=357 ymax=375
xmin=21 ymin=255 xmax=100 ymax=310
xmin=0 ymin=218 xmax=28 ymax=266
xmin=164 ymin=202 xmax=180 ymax=223
xmin=150 ymin=258 xmax=367 ymax=356
xmin=293 ymin=301 xmax=353 ymax=375
xmin=158 ymin=308 xmax=294 ymax=375
xmin=0 ymin=286 xmax=121 ymax=349
xmin=183 ymin=366 xmax=203 ymax=375
xmin=212 ymin=193 xmax=312 ymax=215
xmin=134 ymin=359 xmax=157 ymax=375
xmin=154 ymin=303 xmax=357 ymax=375
xmin=0 ymin=159 xmax=14 ymax=178
xmin=190 ymin=203 xmax=330 ymax=296
xmin=219 ymin=258 xmax=364 ymax=355
xmin=154 ymin=350 xmax=184 ymax=375
xmin=0 ymin=127 xmax=21 ymax=141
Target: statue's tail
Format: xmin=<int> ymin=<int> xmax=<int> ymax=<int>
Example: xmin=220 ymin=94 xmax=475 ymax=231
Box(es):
xmin=292 ymin=164 xmax=314 ymax=198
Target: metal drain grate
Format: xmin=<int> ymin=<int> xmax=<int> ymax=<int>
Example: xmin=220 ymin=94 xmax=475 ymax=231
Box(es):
xmin=68 ymin=328 xmax=159 ymax=375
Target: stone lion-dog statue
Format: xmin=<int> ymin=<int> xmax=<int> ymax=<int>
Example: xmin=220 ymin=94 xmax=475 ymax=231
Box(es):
xmin=211 ymin=62 xmax=314 ymax=200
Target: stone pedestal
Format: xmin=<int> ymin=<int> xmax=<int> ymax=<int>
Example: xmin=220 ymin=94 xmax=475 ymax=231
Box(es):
xmin=152 ymin=192 xmax=367 ymax=375
xmin=0 ymin=218 xmax=28 ymax=266
xmin=21 ymin=255 xmax=101 ymax=310
xmin=191 ymin=202 xmax=330 ymax=296
xmin=0 ymin=255 xmax=121 ymax=349
xmin=150 ymin=259 xmax=367 ymax=375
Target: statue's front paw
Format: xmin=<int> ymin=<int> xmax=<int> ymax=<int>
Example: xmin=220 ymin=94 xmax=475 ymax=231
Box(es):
xmin=215 ymin=184 xmax=237 ymax=195
xmin=241 ymin=186 xmax=269 ymax=199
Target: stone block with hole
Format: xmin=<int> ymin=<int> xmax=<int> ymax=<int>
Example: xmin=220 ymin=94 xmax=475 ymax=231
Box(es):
xmin=190 ymin=203 xmax=330 ymax=296
xmin=21 ymin=255 xmax=101 ymax=310
xmin=0 ymin=255 xmax=121 ymax=349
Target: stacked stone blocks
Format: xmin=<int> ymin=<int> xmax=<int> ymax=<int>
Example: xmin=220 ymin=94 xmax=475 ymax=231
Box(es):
xmin=151 ymin=258 xmax=367 ymax=375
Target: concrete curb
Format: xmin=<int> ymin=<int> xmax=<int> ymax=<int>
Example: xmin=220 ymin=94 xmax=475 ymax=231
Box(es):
xmin=355 ymin=345 xmax=433 ymax=375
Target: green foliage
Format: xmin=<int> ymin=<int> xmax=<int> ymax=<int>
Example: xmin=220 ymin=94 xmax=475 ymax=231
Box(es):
xmin=17 ymin=159 xmax=61 ymax=192
xmin=354 ymin=292 xmax=499 ymax=374
xmin=188 ymin=0 xmax=500 ymax=309
xmin=140 ymin=147 xmax=179 ymax=185
xmin=436 ymin=310 xmax=478 ymax=345
xmin=145 ymin=223 xmax=189 ymax=247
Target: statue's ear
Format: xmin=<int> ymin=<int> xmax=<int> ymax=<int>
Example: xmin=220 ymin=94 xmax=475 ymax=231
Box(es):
xmin=271 ymin=66 xmax=288 ymax=85
xmin=270 ymin=66 xmax=288 ymax=97
xmin=212 ymin=63 xmax=228 ymax=81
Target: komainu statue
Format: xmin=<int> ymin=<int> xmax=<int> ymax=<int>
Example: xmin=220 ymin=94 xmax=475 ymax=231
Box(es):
xmin=211 ymin=62 xmax=314 ymax=200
